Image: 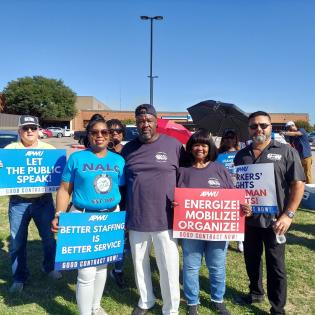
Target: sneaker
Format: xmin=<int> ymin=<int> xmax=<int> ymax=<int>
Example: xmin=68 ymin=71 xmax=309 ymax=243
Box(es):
xmin=239 ymin=293 xmax=264 ymax=304
xmin=47 ymin=270 xmax=62 ymax=280
xmin=9 ymin=282 xmax=24 ymax=293
xmin=188 ymin=305 xmax=199 ymax=315
xmin=92 ymin=307 xmax=108 ymax=315
xmin=212 ymin=302 xmax=231 ymax=315
xmin=237 ymin=241 xmax=244 ymax=252
xmin=110 ymin=269 xmax=126 ymax=289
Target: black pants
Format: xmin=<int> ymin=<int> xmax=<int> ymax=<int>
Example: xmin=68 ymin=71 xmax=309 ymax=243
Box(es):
xmin=244 ymin=225 xmax=287 ymax=315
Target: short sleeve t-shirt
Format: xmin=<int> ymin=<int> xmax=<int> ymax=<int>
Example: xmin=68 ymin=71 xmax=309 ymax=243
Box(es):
xmin=121 ymin=134 xmax=183 ymax=232
xmin=62 ymin=149 xmax=125 ymax=211
xmin=234 ymin=140 xmax=305 ymax=228
xmin=177 ymin=162 xmax=234 ymax=189
xmin=287 ymin=128 xmax=312 ymax=159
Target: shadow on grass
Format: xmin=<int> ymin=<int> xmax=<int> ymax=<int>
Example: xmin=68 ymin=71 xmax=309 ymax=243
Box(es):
xmin=199 ymin=273 xmax=269 ymax=315
xmin=105 ymin=252 xmax=166 ymax=314
xmin=0 ymin=239 xmax=77 ymax=315
xmin=287 ymin=222 xmax=315 ymax=251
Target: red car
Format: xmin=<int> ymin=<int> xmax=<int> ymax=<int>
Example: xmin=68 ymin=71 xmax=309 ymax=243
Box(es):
xmin=39 ymin=128 xmax=53 ymax=139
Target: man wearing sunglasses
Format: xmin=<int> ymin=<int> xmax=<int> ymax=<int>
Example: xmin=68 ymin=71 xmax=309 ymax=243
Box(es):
xmin=280 ymin=121 xmax=312 ymax=184
xmin=234 ymin=111 xmax=305 ymax=315
xmin=2 ymin=115 xmax=61 ymax=293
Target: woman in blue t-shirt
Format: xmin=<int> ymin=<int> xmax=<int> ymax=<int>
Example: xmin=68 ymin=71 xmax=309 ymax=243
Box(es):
xmin=176 ymin=129 xmax=251 ymax=315
xmin=218 ymin=130 xmax=244 ymax=253
xmin=52 ymin=114 xmax=125 ymax=315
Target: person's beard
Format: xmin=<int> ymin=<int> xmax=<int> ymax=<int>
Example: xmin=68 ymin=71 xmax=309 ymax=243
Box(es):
xmin=252 ymin=133 xmax=270 ymax=144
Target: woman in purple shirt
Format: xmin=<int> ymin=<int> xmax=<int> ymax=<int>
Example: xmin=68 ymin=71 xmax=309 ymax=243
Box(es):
xmin=176 ymin=129 xmax=251 ymax=315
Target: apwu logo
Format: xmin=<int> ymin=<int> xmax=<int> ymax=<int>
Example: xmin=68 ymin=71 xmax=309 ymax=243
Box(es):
xmin=200 ymin=191 xmax=219 ymax=197
xmin=155 ymin=152 xmax=168 ymax=162
xmin=88 ymin=214 xmax=108 ymax=221
xmin=25 ymin=151 xmax=44 ymax=157
xmin=267 ymin=153 xmax=282 ymax=161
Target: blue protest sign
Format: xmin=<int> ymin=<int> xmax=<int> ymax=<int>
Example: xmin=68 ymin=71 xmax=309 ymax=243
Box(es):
xmin=0 ymin=149 xmax=66 ymax=196
xmin=217 ymin=152 xmax=237 ymax=173
xmin=235 ymin=163 xmax=278 ymax=214
xmin=55 ymin=211 xmax=126 ymax=270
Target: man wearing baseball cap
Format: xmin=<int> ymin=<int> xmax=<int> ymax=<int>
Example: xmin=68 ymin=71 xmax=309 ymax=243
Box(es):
xmin=1 ymin=115 xmax=61 ymax=293
xmin=281 ymin=121 xmax=312 ymax=183
xmin=121 ymin=104 xmax=184 ymax=315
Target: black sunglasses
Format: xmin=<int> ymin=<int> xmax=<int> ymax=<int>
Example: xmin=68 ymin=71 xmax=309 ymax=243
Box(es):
xmin=89 ymin=129 xmax=109 ymax=137
xmin=22 ymin=125 xmax=38 ymax=131
xmin=249 ymin=123 xmax=270 ymax=130
xmin=109 ymin=128 xmax=123 ymax=135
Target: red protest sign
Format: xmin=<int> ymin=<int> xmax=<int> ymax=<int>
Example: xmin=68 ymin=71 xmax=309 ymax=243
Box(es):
xmin=173 ymin=188 xmax=246 ymax=241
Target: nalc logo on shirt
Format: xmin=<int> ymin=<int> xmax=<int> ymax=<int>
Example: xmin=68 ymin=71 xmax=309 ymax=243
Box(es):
xmin=155 ymin=151 xmax=168 ymax=162
xmin=267 ymin=153 xmax=282 ymax=161
xmin=94 ymin=174 xmax=112 ymax=194
xmin=207 ymin=178 xmax=221 ymax=188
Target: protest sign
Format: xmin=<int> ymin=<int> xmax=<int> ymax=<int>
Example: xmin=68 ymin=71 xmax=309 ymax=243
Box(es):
xmin=0 ymin=149 xmax=66 ymax=196
xmin=217 ymin=152 xmax=237 ymax=173
xmin=55 ymin=211 xmax=126 ymax=270
xmin=173 ymin=188 xmax=246 ymax=241
xmin=235 ymin=163 xmax=278 ymax=214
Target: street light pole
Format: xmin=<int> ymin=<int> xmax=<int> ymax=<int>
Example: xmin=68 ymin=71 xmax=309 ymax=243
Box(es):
xmin=140 ymin=15 xmax=163 ymax=106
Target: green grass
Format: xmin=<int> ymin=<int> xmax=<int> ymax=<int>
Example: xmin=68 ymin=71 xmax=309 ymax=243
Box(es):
xmin=0 ymin=195 xmax=314 ymax=314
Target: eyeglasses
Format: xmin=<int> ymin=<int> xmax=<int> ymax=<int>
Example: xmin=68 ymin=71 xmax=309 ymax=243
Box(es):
xmin=248 ymin=123 xmax=270 ymax=130
xmin=109 ymin=128 xmax=123 ymax=135
xmin=22 ymin=125 xmax=38 ymax=131
xmin=89 ymin=129 xmax=109 ymax=137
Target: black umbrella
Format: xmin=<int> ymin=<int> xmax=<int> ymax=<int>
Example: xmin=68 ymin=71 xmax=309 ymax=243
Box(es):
xmin=187 ymin=100 xmax=249 ymax=142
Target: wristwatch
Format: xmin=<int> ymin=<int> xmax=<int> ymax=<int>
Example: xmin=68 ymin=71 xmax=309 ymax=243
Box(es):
xmin=285 ymin=210 xmax=295 ymax=219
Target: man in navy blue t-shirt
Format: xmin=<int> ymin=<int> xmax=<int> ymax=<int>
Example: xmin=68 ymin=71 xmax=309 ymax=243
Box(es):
xmin=122 ymin=104 xmax=183 ymax=315
xmin=281 ymin=120 xmax=312 ymax=183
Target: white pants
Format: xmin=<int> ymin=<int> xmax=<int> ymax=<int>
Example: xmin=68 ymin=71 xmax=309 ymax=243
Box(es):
xmin=76 ymin=265 xmax=107 ymax=315
xmin=129 ymin=229 xmax=180 ymax=315
xmin=70 ymin=205 xmax=113 ymax=315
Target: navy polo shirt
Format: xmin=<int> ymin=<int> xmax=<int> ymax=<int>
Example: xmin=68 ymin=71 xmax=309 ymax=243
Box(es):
xmin=234 ymin=140 xmax=305 ymax=228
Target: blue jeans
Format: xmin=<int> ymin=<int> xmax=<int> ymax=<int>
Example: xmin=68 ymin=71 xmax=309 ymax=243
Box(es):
xmin=182 ymin=239 xmax=228 ymax=304
xmin=8 ymin=194 xmax=56 ymax=283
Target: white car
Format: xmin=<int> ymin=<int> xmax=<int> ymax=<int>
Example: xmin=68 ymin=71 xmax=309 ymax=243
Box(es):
xmin=64 ymin=128 xmax=74 ymax=137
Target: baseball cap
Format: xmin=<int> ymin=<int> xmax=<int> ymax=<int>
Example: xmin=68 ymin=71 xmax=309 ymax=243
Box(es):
xmin=18 ymin=115 xmax=40 ymax=127
xmin=135 ymin=104 xmax=157 ymax=117
xmin=285 ymin=121 xmax=295 ymax=127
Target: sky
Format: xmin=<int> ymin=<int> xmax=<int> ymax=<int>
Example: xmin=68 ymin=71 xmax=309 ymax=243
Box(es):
xmin=1 ymin=0 xmax=315 ymax=123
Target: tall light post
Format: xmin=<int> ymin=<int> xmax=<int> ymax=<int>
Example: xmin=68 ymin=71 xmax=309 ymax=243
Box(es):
xmin=140 ymin=15 xmax=163 ymax=106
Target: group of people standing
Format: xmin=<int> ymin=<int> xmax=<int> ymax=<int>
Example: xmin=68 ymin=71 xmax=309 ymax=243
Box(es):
xmin=2 ymin=106 xmax=306 ymax=315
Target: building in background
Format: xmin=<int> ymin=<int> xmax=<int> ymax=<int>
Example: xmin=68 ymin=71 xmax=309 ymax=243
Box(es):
xmin=0 ymin=94 xmax=310 ymax=132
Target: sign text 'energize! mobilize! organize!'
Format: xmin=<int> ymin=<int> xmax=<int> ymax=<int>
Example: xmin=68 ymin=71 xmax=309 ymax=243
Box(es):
xmin=173 ymin=188 xmax=246 ymax=241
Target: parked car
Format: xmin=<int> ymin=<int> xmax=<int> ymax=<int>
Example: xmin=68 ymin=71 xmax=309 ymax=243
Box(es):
xmin=64 ymin=128 xmax=74 ymax=137
xmin=39 ymin=128 xmax=53 ymax=139
xmin=46 ymin=127 xmax=65 ymax=138
xmin=308 ymin=131 xmax=315 ymax=145
xmin=0 ymin=130 xmax=19 ymax=148
xmin=74 ymin=125 xmax=139 ymax=145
